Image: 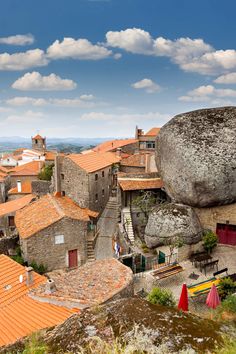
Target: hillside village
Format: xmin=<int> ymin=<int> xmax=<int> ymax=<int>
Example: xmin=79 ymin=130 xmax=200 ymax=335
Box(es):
xmin=0 ymin=107 xmax=236 ymax=353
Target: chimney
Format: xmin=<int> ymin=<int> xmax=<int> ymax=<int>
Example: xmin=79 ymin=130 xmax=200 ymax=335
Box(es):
xmin=116 ymin=148 xmax=122 ymax=157
xmin=45 ymin=279 xmax=57 ymax=294
xmin=17 ymin=180 xmax=22 ymax=193
xmin=25 ymin=266 xmax=34 ymax=286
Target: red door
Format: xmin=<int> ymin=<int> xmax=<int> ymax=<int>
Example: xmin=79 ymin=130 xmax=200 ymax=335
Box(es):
xmin=68 ymin=249 xmax=78 ymax=268
xmin=216 ymin=223 xmax=236 ymax=245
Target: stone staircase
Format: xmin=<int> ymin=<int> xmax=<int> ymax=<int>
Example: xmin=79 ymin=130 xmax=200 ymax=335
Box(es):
xmin=105 ymin=197 xmax=120 ymax=221
xmin=87 ymin=238 xmax=96 ymax=262
xmin=122 ymin=207 xmax=135 ymax=244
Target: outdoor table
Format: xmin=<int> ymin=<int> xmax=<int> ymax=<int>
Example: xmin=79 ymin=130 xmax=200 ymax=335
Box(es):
xmin=193 ymin=254 xmax=212 ymax=269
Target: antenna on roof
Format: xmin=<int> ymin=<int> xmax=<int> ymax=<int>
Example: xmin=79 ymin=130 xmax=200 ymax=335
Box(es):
xmin=19 ymin=274 xmax=23 ymax=283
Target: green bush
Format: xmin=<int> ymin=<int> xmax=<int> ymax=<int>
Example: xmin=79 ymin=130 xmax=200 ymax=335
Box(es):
xmin=30 ymin=261 xmax=47 ymax=275
xmin=220 ymin=295 xmax=236 ymax=314
xmin=202 ymin=230 xmax=218 ymax=253
xmin=38 ymin=164 xmax=54 ymax=181
xmin=11 ymin=246 xmax=25 ymax=265
xmin=23 ymin=334 xmax=48 ymax=354
xmin=219 ymin=277 xmax=236 ymax=300
xmin=215 ymin=337 xmax=236 ymax=354
xmin=147 ymin=287 xmax=176 ymax=307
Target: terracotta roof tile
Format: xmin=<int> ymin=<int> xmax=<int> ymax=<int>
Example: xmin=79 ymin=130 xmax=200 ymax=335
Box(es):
xmin=32 ymin=134 xmax=44 ymax=140
xmin=0 ymin=194 xmax=35 ymax=217
xmin=93 ymin=139 xmax=138 ymax=153
xmin=121 ymin=153 xmax=149 ymax=167
xmin=144 ymin=127 xmax=161 ymax=136
xmin=10 ymin=161 xmax=44 ymax=176
xmin=0 ymin=255 xmax=75 ymax=347
xmin=68 ymin=151 xmax=120 ymax=173
xmin=118 ymin=177 xmax=163 ymax=191
xmin=15 ymin=194 xmax=99 ymax=239
xmin=8 ymin=181 xmax=32 ymax=195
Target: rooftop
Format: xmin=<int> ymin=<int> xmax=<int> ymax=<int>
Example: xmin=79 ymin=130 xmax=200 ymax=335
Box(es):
xmin=93 ymin=139 xmax=138 ymax=153
xmin=118 ymin=175 xmax=163 ymax=191
xmin=144 ymin=127 xmax=161 ymax=136
xmin=0 ymin=194 xmax=35 ymax=217
xmin=68 ymin=151 xmax=120 ymax=173
xmin=10 ymin=160 xmax=44 ymax=176
xmin=32 ymin=134 xmax=44 ymax=140
xmin=0 ymin=255 xmax=74 ymax=347
xmin=8 ymin=181 xmax=32 ymax=195
xmin=30 ymin=259 xmax=133 ymax=308
xmin=121 ymin=152 xmax=150 ymax=167
xmin=15 ymin=194 xmax=99 ymax=239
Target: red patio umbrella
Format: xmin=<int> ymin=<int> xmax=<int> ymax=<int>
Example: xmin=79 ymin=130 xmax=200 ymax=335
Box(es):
xmin=178 ymin=283 xmax=188 ymax=312
xmin=206 ymin=284 xmax=221 ymax=309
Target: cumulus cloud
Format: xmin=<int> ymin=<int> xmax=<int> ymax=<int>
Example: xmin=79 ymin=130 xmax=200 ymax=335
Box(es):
xmin=131 ymin=78 xmax=161 ymax=93
xmin=179 ymin=84 xmax=236 ymax=102
xmin=80 ymin=111 xmax=170 ymax=122
xmin=214 ymin=72 xmax=236 ymax=84
xmin=12 ymin=71 xmax=77 ymax=91
xmin=0 ymin=34 xmax=34 ymax=46
xmin=0 ymin=49 xmax=48 ymax=71
xmin=4 ymin=110 xmax=44 ymax=124
xmin=47 ymin=37 xmax=112 ymax=60
xmin=6 ymin=95 xmax=96 ymax=108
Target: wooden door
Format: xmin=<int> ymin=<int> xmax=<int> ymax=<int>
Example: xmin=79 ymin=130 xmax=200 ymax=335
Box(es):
xmin=216 ymin=223 xmax=236 ymax=246
xmin=68 ymin=249 xmax=78 ymax=268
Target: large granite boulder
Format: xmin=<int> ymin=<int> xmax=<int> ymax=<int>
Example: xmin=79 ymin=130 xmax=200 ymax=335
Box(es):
xmin=156 ymin=106 xmax=236 ymax=207
xmin=145 ymin=203 xmax=202 ymax=248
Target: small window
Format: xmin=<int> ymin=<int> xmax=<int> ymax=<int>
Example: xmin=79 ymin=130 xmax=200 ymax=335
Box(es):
xmin=102 ymin=171 xmax=105 ymax=177
xmin=102 ymin=189 xmax=105 ymax=197
xmin=95 ymin=174 xmax=98 ymax=181
xmin=8 ymin=216 xmax=15 ymax=227
xmin=61 ymin=191 xmax=65 ymax=196
xmin=95 ymin=193 xmax=98 ymax=202
xmin=61 ymin=173 xmax=64 ymax=180
xmin=146 ymin=141 xmax=155 ymax=149
xmin=35 ymin=139 xmax=38 ymax=144
xmin=55 ymin=235 xmax=64 ymax=244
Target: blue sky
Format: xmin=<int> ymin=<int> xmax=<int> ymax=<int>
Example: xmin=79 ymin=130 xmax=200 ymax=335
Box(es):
xmin=0 ymin=0 xmax=236 ymax=137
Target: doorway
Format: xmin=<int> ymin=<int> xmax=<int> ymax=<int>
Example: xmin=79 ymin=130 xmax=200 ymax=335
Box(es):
xmin=68 ymin=249 xmax=78 ymax=268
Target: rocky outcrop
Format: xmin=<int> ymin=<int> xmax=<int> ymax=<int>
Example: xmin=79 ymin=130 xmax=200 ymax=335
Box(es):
xmin=156 ymin=106 xmax=236 ymax=207
xmin=145 ymin=203 xmax=202 ymax=248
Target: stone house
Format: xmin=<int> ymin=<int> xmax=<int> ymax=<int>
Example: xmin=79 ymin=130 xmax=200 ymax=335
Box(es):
xmin=54 ymin=152 xmax=120 ymax=213
xmin=9 ymin=160 xmax=44 ymax=188
xmin=15 ymin=194 xmax=98 ymax=271
xmin=8 ymin=180 xmax=32 ymax=201
xmin=0 ymin=194 xmax=35 ymax=237
xmin=92 ymin=138 xmax=138 ymax=154
xmin=120 ymin=152 xmax=158 ymax=174
xmin=135 ymin=126 xmax=160 ymax=151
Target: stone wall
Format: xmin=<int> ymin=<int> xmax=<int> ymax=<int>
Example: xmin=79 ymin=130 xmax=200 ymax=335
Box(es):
xmin=121 ymin=142 xmax=139 ymax=154
xmin=120 ymin=165 xmax=145 ymax=174
xmin=194 ymin=203 xmax=236 ymax=232
xmin=31 ymin=180 xmax=51 ymax=196
xmin=0 ymin=234 xmax=18 ymax=254
xmin=10 ymin=175 xmax=39 ymax=188
xmin=88 ymin=166 xmax=112 ymax=212
xmin=20 ymin=217 xmax=88 ymax=271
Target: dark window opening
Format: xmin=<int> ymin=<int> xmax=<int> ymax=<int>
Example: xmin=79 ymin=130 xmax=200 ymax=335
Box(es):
xmin=8 ymin=216 xmax=15 ymax=227
xmin=102 ymin=189 xmax=105 ymax=197
xmin=102 ymin=171 xmax=105 ymax=177
xmin=95 ymin=174 xmax=98 ymax=181
xmin=35 ymin=139 xmax=38 ymax=144
xmin=146 ymin=141 xmax=155 ymax=149
xmin=95 ymin=193 xmax=98 ymax=202
xmin=61 ymin=173 xmax=64 ymax=180
xmin=61 ymin=191 xmax=65 ymax=196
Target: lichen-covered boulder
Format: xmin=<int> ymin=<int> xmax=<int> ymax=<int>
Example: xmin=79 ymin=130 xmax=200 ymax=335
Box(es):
xmin=156 ymin=106 xmax=236 ymax=207
xmin=145 ymin=203 xmax=202 ymax=248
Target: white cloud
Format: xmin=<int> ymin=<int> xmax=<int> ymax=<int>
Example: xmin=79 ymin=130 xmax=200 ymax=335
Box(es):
xmin=6 ymin=95 xmax=96 ymax=108
xmin=80 ymin=111 xmax=170 ymax=122
xmin=12 ymin=71 xmax=77 ymax=91
xmin=179 ymin=84 xmax=236 ymax=102
xmin=4 ymin=110 xmax=44 ymax=124
xmin=6 ymin=97 xmax=47 ymax=106
xmin=214 ymin=72 xmax=236 ymax=84
xmin=0 ymin=49 xmax=48 ymax=71
xmin=47 ymin=37 xmax=112 ymax=60
xmin=131 ymin=78 xmax=161 ymax=93
xmin=0 ymin=34 xmax=34 ymax=46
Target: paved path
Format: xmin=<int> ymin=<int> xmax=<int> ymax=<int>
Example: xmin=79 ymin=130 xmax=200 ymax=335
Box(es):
xmin=95 ymin=198 xmax=118 ymax=260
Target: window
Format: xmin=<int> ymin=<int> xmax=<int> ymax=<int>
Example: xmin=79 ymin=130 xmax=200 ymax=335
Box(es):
xmin=55 ymin=235 xmax=64 ymax=244
xmin=8 ymin=216 xmax=15 ymax=227
xmin=102 ymin=189 xmax=105 ymax=197
xmin=95 ymin=174 xmax=98 ymax=181
xmin=146 ymin=141 xmax=155 ymax=149
xmin=102 ymin=171 xmax=105 ymax=177
xmin=61 ymin=191 xmax=65 ymax=196
xmin=61 ymin=173 xmax=64 ymax=180
xmin=35 ymin=139 xmax=38 ymax=144
xmin=95 ymin=193 xmax=98 ymax=202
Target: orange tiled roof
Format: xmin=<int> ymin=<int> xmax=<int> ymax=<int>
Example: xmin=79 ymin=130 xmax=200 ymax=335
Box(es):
xmin=93 ymin=139 xmax=138 ymax=153
xmin=8 ymin=181 xmax=32 ymax=195
xmin=10 ymin=161 xmax=44 ymax=176
xmin=0 ymin=166 xmax=10 ymax=174
xmin=33 ymin=134 xmax=44 ymax=140
xmin=0 ymin=171 xmax=7 ymax=182
xmin=68 ymin=151 xmax=120 ymax=173
xmin=0 ymin=194 xmax=35 ymax=217
xmin=15 ymin=194 xmax=99 ymax=239
xmin=0 ymin=255 xmax=74 ymax=347
xmin=44 ymin=151 xmax=56 ymax=161
xmin=121 ymin=153 xmax=149 ymax=167
xmin=144 ymin=127 xmax=161 ymax=136
xmin=118 ymin=177 xmax=163 ymax=191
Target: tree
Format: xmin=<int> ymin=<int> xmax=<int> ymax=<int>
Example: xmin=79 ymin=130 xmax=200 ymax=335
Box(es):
xmin=202 ymin=230 xmax=218 ymax=253
xmin=132 ymin=191 xmax=157 ymax=222
xmin=163 ymin=234 xmax=184 ymax=263
xmin=147 ymin=287 xmax=176 ymax=307
xmin=38 ymin=164 xmax=54 ymax=181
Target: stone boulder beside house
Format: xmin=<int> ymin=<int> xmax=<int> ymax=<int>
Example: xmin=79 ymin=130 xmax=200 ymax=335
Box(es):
xmin=156 ymin=106 xmax=236 ymax=207
xmin=145 ymin=203 xmax=202 ymax=248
